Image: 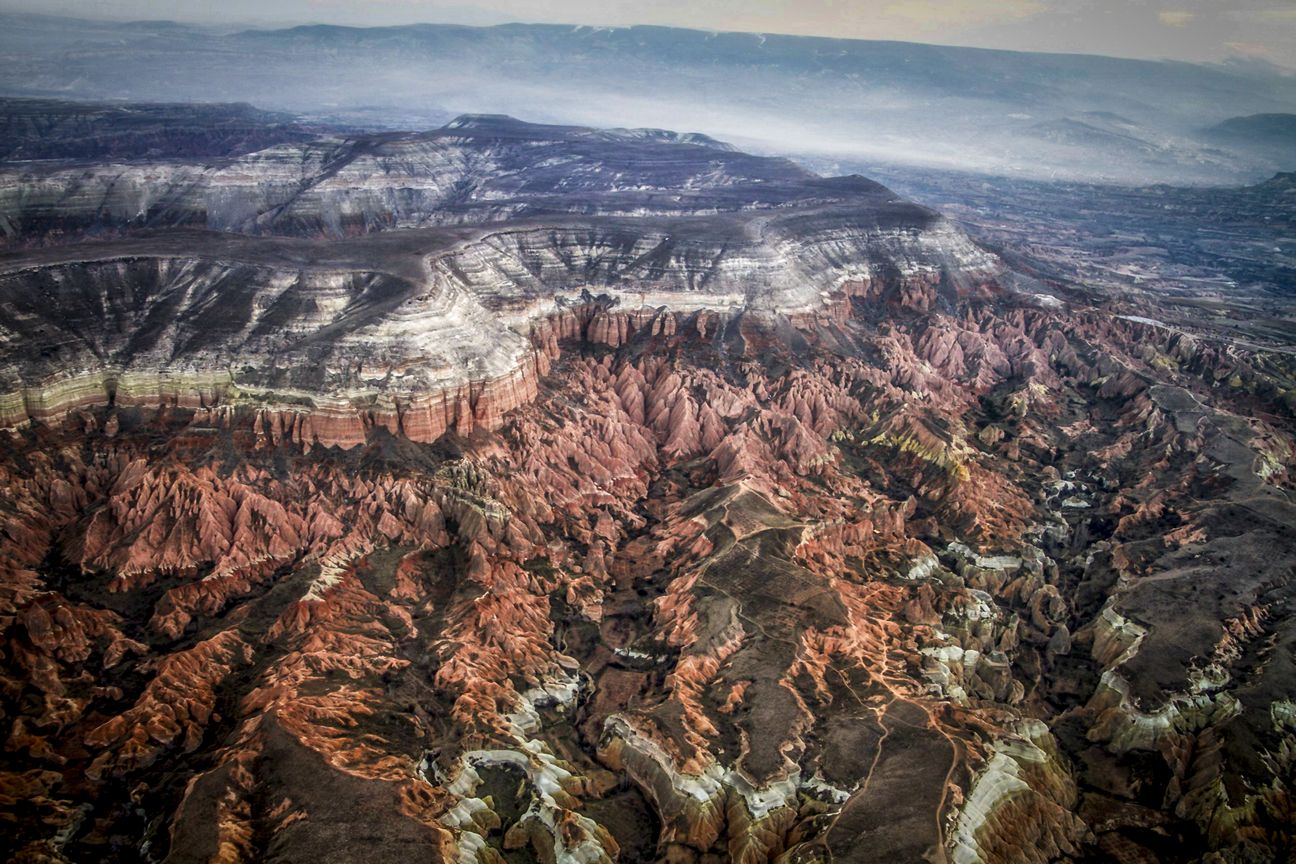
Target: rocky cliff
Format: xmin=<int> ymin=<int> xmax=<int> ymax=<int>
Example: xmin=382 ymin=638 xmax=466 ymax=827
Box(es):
xmin=0 ymin=114 xmax=998 ymax=444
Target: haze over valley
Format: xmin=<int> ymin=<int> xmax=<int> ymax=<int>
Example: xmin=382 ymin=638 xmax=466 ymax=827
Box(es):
xmin=2 ymin=11 xmax=1295 ymax=184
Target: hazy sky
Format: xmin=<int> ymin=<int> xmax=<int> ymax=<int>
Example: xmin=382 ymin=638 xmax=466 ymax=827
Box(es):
xmin=6 ymin=0 xmax=1296 ymax=66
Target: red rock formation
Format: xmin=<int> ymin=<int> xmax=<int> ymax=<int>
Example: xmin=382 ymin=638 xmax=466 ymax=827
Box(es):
xmin=3 ymin=279 xmax=1295 ymax=864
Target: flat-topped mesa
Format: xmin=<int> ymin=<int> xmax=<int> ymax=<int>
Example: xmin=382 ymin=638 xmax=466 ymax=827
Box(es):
xmin=0 ymin=112 xmax=994 ymax=255
xmin=0 ymin=111 xmax=862 ymax=242
xmin=0 ymin=114 xmax=1004 ymax=444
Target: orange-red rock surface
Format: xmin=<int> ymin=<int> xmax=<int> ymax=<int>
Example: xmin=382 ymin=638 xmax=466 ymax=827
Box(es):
xmin=3 ymin=267 xmax=1295 ymax=864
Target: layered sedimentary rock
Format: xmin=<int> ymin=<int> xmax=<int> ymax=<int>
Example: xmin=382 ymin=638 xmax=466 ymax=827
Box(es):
xmin=0 ymin=115 xmax=998 ymax=441
xmin=2 ymin=113 xmax=1295 ymax=864
xmin=0 ymin=112 xmax=858 ymax=241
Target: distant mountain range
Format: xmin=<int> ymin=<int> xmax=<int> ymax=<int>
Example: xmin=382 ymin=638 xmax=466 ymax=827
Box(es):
xmin=1 ymin=12 xmax=1294 ymax=183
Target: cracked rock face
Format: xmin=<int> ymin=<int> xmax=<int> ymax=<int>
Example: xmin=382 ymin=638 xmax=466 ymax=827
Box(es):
xmin=2 ymin=112 xmax=1295 ymax=864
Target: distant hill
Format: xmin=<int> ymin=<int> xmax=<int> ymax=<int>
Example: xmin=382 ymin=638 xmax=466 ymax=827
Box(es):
xmin=1204 ymin=113 xmax=1296 ymax=150
xmin=0 ymin=98 xmax=323 ymax=161
xmin=2 ymin=13 xmax=1296 ymax=182
xmin=1253 ymin=170 xmax=1296 ymax=196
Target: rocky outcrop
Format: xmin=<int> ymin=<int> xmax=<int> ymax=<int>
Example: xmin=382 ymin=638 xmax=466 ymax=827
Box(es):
xmin=949 ymin=721 xmax=1089 ymax=864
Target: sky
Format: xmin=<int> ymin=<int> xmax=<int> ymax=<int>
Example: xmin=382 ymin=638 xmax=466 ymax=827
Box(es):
xmin=4 ymin=0 xmax=1296 ymax=67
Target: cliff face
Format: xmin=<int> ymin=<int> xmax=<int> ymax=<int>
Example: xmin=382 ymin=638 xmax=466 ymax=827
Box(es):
xmin=2 ymin=113 xmax=1295 ymax=864
xmin=0 ymin=118 xmax=997 ymax=441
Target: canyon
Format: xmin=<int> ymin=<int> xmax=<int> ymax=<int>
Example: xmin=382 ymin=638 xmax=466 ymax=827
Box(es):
xmin=1 ymin=108 xmax=1294 ymax=864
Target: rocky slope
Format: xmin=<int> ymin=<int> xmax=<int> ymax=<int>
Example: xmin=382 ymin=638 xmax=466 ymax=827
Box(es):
xmin=2 ymin=112 xmax=1295 ymax=864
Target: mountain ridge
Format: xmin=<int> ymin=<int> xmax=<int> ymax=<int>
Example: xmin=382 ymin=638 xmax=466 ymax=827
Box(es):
xmin=4 ymin=13 xmax=1294 ymax=182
